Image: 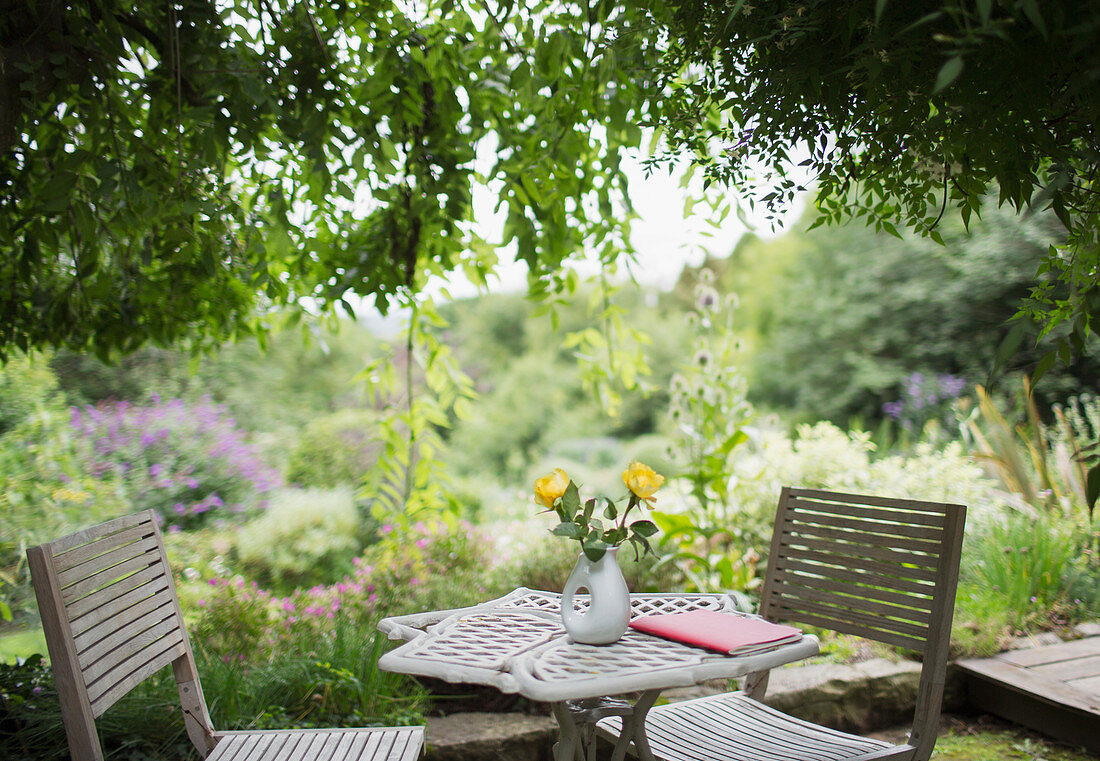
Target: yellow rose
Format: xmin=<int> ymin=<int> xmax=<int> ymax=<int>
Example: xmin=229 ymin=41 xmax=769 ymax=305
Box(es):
xmin=534 ymin=468 xmax=570 ymax=508
xmin=622 ymin=461 xmax=664 ymax=502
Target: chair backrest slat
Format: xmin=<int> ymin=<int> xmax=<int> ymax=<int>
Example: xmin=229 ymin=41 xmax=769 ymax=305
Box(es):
xmin=768 ymin=606 xmax=927 ymax=652
xmin=57 ymin=535 xmax=162 ymax=590
xmin=785 ymin=487 xmax=952 ymax=514
xmin=783 ymin=548 xmax=938 ymax=592
xmin=52 ymin=523 xmax=154 ymax=572
xmin=785 ymin=504 xmax=946 ymax=542
xmin=781 ymin=519 xmax=942 ymax=556
xmin=35 ymin=512 xmax=188 ymax=718
xmin=785 ymin=495 xmax=947 ymax=527
xmin=763 ymin=488 xmax=962 ymax=654
xmin=68 ymin=565 xmax=170 ymax=623
xmin=788 ymin=536 xmax=940 ymax=577
xmin=772 ymin=566 xmax=933 ymax=622
xmin=77 ymin=597 xmax=180 ymax=668
xmin=27 ymin=510 xmax=215 ymax=761
xmin=755 ymin=486 xmax=966 ymax=761
xmin=61 ymin=550 xmax=163 ymax=606
xmin=771 ymin=594 xmax=929 ymax=646
xmin=86 ymin=629 xmax=187 ymax=712
xmin=73 ymin=579 xmax=174 ymax=651
xmin=46 ymin=512 xmax=154 ymax=555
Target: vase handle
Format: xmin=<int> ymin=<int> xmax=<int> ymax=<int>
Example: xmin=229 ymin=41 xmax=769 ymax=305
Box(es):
xmin=561 ymin=556 xmax=590 ymax=632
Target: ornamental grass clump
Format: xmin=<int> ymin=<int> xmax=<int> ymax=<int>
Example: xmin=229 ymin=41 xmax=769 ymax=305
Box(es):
xmin=534 ymin=461 xmax=663 ymax=561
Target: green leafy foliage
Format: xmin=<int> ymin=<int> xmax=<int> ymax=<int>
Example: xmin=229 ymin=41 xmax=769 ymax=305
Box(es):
xmin=0 ymin=394 xmax=281 ymax=620
xmin=0 ymin=354 xmax=63 ymax=435
xmin=963 ymin=514 xmax=1083 ymax=630
xmin=1 ymin=0 xmax=664 ymax=359
xmin=1 ymin=411 xmax=130 ymax=621
xmin=656 ymin=269 xmax=756 ymax=592
xmin=359 ymin=297 xmax=476 ymax=528
xmin=48 ymin=318 xmax=381 ymax=436
xmin=655 ymin=0 xmax=1100 ymax=345
xmin=439 ymin=286 xmax=687 ymax=482
xmin=504 ymin=532 xmax=677 ymax=594
xmin=746 ymin=204 xmax=1100 ymax=425
xmin=0 ymin=653 xmax=194 ymax=761
xmin=967 ymin=379 xmax=1097 ymax=522
xmin=234 ymin=487 xmax=362 ymax=592
xmin=285 ymin=409 xmax=381 ymax=488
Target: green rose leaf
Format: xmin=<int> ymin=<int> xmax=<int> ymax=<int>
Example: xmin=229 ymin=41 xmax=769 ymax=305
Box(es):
xmin=603 ymin=498 xmax=618 ymax=520
xmin=629 ymin=520 xmax=659 ymax=538
xmin=581 ymin=537 xmax=610 ymax=562
xmin=583 ymin=498 xmax=596 ymax=519
xmin=629 ymin=535 xmax=654 ymax=560
xmin=553 ymin=522 xmax=585 ymax=539
xmin=562 ymin=480 xmax=581 ymax=514
xmin=603 ymin=526 xmax=627 ymax=545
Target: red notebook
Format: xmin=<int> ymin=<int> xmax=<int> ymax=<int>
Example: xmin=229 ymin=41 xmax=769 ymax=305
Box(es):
xmin=629 ymin=610 xmax=802 ymax=655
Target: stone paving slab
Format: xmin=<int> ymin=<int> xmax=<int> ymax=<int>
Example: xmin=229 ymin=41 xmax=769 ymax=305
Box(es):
xmin=425 ymin=712 xmax=557 ymax=761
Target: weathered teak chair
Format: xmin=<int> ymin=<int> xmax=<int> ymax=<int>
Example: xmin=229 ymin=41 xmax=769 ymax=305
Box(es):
xmin=598 ymin=486 xmax=966 ymax=761
xmin=27 ymin=510 xmax=424 ymax=761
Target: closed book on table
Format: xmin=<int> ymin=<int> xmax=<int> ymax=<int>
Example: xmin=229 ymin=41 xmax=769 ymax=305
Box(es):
xmin=629 ymin=610 xmax=802 ymax=655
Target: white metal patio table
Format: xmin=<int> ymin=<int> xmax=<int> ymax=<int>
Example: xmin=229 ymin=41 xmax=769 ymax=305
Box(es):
xmin=377 ymin=587 xmax=819 ymax=761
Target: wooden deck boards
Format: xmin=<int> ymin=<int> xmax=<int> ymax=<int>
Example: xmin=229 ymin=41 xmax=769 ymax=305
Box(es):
xmin=956 ymin=634 xmax=1100 ymax=754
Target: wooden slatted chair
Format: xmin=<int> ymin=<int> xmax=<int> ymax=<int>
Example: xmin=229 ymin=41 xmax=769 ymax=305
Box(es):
xmin=27 ymin=510 xmax=424 ymax=761
xmin=598 ymin=486 xmax=966 ymax=761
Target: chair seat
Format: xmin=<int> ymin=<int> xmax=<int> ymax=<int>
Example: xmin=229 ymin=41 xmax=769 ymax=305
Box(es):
xmin=207 ymin=726 xmax=424 ymax=761
xmin=597 ymin=692 xmax=899 ymax=761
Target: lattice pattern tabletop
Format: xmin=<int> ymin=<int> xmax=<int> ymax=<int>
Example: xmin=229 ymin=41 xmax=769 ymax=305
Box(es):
xmin=377 ymin=588 xmax=820 ymax=703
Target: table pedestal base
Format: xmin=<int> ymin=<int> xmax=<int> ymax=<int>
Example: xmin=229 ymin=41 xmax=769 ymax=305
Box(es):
xmin=552 ymin=690 xmax=659 ymax=761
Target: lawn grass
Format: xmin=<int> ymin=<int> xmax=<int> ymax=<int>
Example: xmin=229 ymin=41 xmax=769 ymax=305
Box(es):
xmin=0 ymin=627 xmax=46 ymax=663
xmin=880 ymin=714 xmax=1100 ymax=761
xmin=934 ymin=728 xmax=1096 ymax=760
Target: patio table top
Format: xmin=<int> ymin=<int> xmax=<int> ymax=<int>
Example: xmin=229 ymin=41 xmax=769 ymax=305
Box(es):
xmin=376 ymin=587 xmax=820 ymax=703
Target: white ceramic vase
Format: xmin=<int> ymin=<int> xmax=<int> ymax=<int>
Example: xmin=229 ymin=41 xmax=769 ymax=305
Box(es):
xmin=560 ymin=547 xmax=631 ymax=645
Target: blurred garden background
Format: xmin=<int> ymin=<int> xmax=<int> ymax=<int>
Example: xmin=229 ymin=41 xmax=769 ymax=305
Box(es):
xmin=3 ymin=200 xmax=1099 ymax=758
xmin=4 ymin=0 xmax=1100 ymax=758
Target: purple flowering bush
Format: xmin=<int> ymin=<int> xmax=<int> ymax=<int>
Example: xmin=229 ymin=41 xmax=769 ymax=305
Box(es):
xmin=69 ymin=396 xmax=282 ymax=531
xmin=881 ymin=372 xmax=968 ymax=436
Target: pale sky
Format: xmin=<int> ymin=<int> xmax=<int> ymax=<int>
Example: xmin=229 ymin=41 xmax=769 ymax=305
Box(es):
xmin=432 ymin=148 xmax=806 ymax=301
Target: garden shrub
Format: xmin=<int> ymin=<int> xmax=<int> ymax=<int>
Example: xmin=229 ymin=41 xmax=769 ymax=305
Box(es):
xmin=357 ymin=520 xmax=509 ymax=615
xmin=0 ymin=636 xmax=423 ymax=761
xmin=235 ymin=487 xmax=362 ymax=591
xmin=189 ymin=520 xmax=505 ymax=666
xmin=175 ymin=523 xmax=492 ymax=722
xmin=194 ymin=621 xmax=425 ymax=732
xmin=0 ymin=353 xmax=64 ymax=436
xmin=729 ymin=422 xmax=1005 ymax=521
xmin=284 ymin=408 xmax=381 ymax=488
xmin=1 ymin=410 xmax=129 ymax=621
xmin=69 ymin=396 xmax=282 ymax=531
